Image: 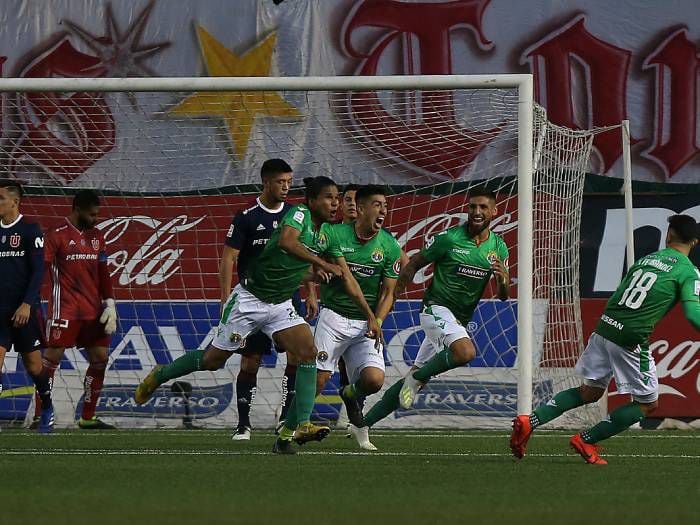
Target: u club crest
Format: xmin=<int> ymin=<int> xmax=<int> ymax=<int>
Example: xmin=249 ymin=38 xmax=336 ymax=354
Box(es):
xmin=91 ymin=238 xmax=100 ymax=250
xmin=9 ymin=234 xmax=21 ymax=248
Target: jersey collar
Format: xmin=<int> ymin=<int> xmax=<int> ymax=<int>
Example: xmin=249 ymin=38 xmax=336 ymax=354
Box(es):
xmin=0 ymin=213 xmax=22 ymax=229
xmin=256 ymin=197 xmax=284 ymax=214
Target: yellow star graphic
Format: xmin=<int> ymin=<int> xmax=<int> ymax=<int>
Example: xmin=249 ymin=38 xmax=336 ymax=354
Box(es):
xmin=170 ymin=27 xmax=300 ymax=159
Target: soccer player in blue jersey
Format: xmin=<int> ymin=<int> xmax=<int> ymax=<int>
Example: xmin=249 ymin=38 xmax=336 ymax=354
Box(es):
xmin=0 ymin=180 xmax=54 ymax=433
xmin=218 ymin=159 xmax=316 ymax=440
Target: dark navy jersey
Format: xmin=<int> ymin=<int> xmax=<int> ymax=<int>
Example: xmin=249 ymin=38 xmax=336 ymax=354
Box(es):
xmin=225 ymin=198 xmax=292 ymax=282
xmin=0 ymin=215 xmax=44 ymax=312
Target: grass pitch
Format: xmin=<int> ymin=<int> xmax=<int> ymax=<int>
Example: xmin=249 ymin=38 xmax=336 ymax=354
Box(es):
xmin=1 ymin=428 xmax=697 ymax=525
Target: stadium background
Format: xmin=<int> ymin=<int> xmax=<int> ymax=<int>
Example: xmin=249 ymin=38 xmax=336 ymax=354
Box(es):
xmin=0 ymin=0 xmax=697 ymax=425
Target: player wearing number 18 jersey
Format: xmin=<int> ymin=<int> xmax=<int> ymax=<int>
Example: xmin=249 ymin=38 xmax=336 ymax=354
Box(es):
xmin=511 ymin=214 xmax=700 ymax=464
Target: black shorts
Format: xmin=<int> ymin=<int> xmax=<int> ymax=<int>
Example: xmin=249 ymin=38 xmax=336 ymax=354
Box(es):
xmin=236 ymin=292 xmax=305 ymax=356
xmin=0 ymin=306 xmax=44 ymax=353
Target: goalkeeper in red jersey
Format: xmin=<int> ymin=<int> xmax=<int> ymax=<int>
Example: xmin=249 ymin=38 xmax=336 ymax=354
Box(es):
xmin=35 ymin=190 xmax=118 ymax=429
xmin=510 ymin=215 xmax=700 ymax=464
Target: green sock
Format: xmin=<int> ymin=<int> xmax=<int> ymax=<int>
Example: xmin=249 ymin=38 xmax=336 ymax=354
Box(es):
xmin=344 ymin=380 xmax=370 ymax=400
xmin=290 ymin=362 xmax=317 ymax=427
xmin=531 ymin=387 xmax=585 ymax=429
xmin=363 ymin=379 xmax=403 ymax=428
xmin=581 ymin=402 xmax=644 ymax=444
xmin=412 ymin=348 xmax=458 ymax=382
xmin=155 ymin=350 xmax=206 ymax=384
xmin=280 ymin=396 xmax=299 ymax=437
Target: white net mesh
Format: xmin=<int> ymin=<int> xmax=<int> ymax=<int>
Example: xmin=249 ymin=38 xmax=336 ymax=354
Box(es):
xmin=0 ymin=81 xmax=599 ymax=429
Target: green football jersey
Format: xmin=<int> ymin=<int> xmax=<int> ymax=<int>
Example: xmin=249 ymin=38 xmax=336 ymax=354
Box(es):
xmin=321 ymin=223 xmax=402 ymax=320
xmin=421 ymin=225 xmax=509 ymax=325
xmin=595 ymin=247 xmax=700 ymax=348
xmin=245 ymin=204 xmax=330 ymax=304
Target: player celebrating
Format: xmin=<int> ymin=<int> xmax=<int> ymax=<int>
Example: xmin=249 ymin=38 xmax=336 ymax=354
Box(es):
xmin=0 ymin=181 xmax=54 ymax=433
xmin=340 ymin=184 xmax=359 ymax=223
xmin=511 ymin=215 xmax=700 ymax=465
xmin=135 ymin=176 xmax=381 ymax=454
xmin=314 ymin=185 xmax=402 ymax=450
xmin=349 ymin=187 xmax=509 ymax=449
xmin=38 ymin=189 xmax=118 ymax=429
xmin=218 ymin=159 xmax=314 ymax=440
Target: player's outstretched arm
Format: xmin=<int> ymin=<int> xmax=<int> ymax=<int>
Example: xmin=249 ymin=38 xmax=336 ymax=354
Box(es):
xmin=278 ymin=225 xmax=342 ymax=277
xmin=375 ymin=277 xmax=398 ymax=326
xmin=394 ymin=252 xmax=429 ymax=299
xmin=333 ymin=256 xmax=383 ymax=348
xmin=218 ymin=245 xmax=239 ymax=305
xmin=682 ymin=300 xmax=700 ymax=331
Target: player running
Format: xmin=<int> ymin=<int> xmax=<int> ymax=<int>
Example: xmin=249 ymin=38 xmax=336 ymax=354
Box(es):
xmin=314 ymin=185 xmax=402 ymax=450
xmin=218 ymin=159 xmax=315 ymax=440
xmin=349 ymin=187 xmax=509 ymax=449
xmin=135 ymin=176 xmax=382 ymax=454
xmin=510 ymin=214 xmax=700 ymax=465
xmin=39 ymin=189 xmax=118 ymax=429
xmin=0 ymin=180 xmax=54 ymax=433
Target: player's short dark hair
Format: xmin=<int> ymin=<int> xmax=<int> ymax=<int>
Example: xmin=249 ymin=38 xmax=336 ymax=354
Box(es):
xmin=260 ymin=158 xmax=292 ymax=180
xmin=0 ymin=179 xmax=23 ymax=200
xmin=73 ymin=189 xmax=101 ymax=210
xmin=343 ymin=183 xmax=360 ymax=195
xmin=302 ymin=176 xmax=337 ymax=201
xmin=355 ymin=184 xmax=386 ymax=204
xmin=668 ymin=214 xmax=698 ymax=244
xmin=468 ymin=186 xmax=497 ymax=201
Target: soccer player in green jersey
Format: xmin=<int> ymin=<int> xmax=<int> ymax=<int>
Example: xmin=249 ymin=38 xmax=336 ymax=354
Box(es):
xmin=135 ymin=176 xmax=381 ymax=454
xmin=349 ymin=187 xmax=510 ymax=449
xmin=314 ymin=185 xmax=402 ymax=450
xmin=511 ymin=214 xmax=700 ymax=465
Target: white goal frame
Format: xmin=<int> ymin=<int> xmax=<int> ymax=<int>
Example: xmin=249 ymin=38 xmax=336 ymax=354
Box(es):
xmin=0 ymin=74 xmax=536 ymax=415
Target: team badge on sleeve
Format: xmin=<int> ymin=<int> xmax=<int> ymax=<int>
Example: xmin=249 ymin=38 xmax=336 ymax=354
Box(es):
xmin=293 ymin=210 xmax=305 ymax=224
xmin=393 ymin=259 xmax=401 ymax=274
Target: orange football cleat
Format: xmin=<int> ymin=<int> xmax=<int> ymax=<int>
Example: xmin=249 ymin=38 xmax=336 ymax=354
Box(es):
xmin=570 ymin=433 xmax=608 ymax=465
xmin=509 ymin=414 xmax=533 ymax=459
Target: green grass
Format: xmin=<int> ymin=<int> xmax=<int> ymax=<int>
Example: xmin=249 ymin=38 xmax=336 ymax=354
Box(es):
xmin=1 ymin=428 xmax=698 ymax=525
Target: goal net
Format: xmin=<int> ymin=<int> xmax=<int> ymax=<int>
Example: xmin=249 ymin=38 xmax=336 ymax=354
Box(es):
xmin=0 ymin=76 xmax=600 ymax=429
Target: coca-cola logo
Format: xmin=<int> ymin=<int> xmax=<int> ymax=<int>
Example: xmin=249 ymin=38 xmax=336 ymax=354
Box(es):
xmin=96 ymin=215 xmax=205 ymax=286
xmin=653 ymin=339 xmax=700 ymax=397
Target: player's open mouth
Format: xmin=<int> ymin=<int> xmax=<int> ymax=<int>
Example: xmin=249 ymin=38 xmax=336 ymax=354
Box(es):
xmin=471 ymin=215 xmax=485 ymax=225
xmin=374 ymin=216 xmax=385 ymax=229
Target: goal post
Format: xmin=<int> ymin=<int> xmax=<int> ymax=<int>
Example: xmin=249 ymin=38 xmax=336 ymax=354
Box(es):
xmin=0 ymin=74 xmax=601 ymax=429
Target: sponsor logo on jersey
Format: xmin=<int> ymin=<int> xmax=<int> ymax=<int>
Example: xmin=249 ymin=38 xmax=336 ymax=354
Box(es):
xmin=601 ymin=314 xmax=624 ymax=331
xmin=341 ymin=246 xmax=355 ymax=253
xmin=256 ymin=224 xmax=265 ymax=231
xmin=66 ymin=253 xmax=99 ymax=261
xmin=273 ymin=220 xmax=279 ymax=228
xmin=451 ymin=248 xmax=470 ymax=255
xmin=293 ymin=210 xmax=305 ymax=224
xmin=348 ymin=262 xmax=377 ymax=277
xmin=252 ymin=238 xmax=269 ymax=246
xmin=454 ymin=264 xmax=490 ymax=280
xmin=35 ymin=237 xmax=44 ymax=248
xmin=91 ymin=238 xmax=100 ymax=250
xmin=69 ymin=239 xmax=76 ymax=246
xmin=371 ymin=249 xmax=384 ymax=263
xmin=0 ymin=250 xmax=26 ymax=257
xmin=9 ymin=234 xmax=21 ymax=248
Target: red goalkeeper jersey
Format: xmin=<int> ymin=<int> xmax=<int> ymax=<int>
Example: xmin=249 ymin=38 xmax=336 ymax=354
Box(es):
xmin=45 ymin=218 xmax=113 ymax=320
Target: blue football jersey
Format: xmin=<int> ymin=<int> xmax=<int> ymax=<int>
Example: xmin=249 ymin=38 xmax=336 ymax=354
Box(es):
xmin=0 ymin=215 xmax=44 ymax=312
xmin=225 ymin=198 xmax=292 ymax=281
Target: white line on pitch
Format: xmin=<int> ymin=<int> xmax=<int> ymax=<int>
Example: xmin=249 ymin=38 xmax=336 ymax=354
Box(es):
xmin=1 ymin=449 xmax=698 ymax=459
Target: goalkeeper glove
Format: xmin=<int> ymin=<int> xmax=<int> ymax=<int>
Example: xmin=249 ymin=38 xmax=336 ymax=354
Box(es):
xmin=100 ymin=298 xmax=118 ymax=335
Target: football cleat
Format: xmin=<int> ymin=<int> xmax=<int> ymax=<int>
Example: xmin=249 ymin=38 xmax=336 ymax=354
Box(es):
xmin=28 ymin=415 xmax=41 ymax=430
xmin=134 ymin=365 xmax=164 ymax=405
xmin=38 ymin=406 xmax=55 ymax=434
xmin=570 ymin=433 xmax=608 ymax=465
xmin=509 ymin=415 xmax=533 ymax=459
xmin=339 ymin=386 xmax=364 ymax=427
xmin=293 ymin=422 xmax=331 ymax=445
xmin=349 ymin=424 xmax=377 ymax=451
xmin=78 ymin=416 xmax=116 ymax=430
xmin=272 ymin=437 xmax=296 ymax=455
xmin=399 ymin=374 xmax=422 ymax=409
xmin=231 ymin=426 xmax=251 ymax=441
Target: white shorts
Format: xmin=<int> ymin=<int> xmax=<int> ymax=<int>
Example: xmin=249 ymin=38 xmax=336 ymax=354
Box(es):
xmin=575 ymin=332 xmax=658 ymax=403
xmin=414 ymin=304 xmax=470 ymax=367
xmin=212 ymin=284 xmax=307 ymax=352
xmin=314 ymin=307 xmax=385 ymax=383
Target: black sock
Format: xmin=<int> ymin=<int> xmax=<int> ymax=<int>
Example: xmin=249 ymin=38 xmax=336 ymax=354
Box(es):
xmin=30 ymin=370 xmax=53 ymax=410
xmin=235 ymin=370 xmax=257 ymax=429
xmin=279 ymin=364 xmax=297 ymax=422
